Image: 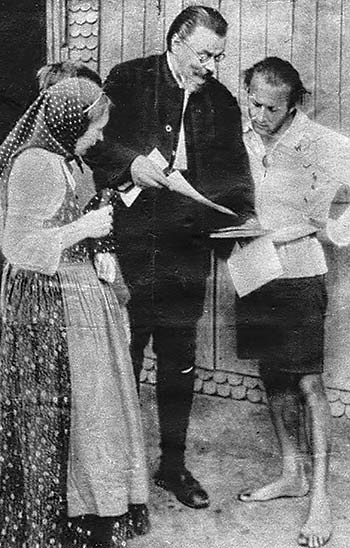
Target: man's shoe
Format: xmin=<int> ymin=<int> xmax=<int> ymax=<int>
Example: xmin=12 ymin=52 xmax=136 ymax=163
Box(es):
xmin=154 ymin=466 xmax=209 ymax=509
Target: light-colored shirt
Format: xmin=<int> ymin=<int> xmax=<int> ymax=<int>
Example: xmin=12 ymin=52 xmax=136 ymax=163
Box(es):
xmin=3 ymin=148 xmax=72 ymax=275
xmin=166 ymin=51 xmax=189 ymax=171
xmin=243 ymin=110 xmax=350 ymax=278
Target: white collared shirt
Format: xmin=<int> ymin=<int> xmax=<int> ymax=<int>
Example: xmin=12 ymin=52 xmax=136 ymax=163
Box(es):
xmin=243 ymin=110 xmax=350 ymax=277
xmin=166 ymin=51 xmax=189 ymax=171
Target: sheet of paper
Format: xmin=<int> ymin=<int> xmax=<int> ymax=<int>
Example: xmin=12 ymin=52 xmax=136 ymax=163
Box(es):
xmin=120 ymin=147 xmax=238 ymax=217
xmin=148 ymin=147 xmax=169 ymax=170
xmin=166 ymin=170 xmax=238 ymax=217
xmin=119 ymin=148 xmax=166 ymax=207
xmin=120 ymin=185 xmax=142 ymax=207
xmin=227 ymin=236 xmax=283 ymax=297
xmin=149 ymin=147 xmax=237 ymax=217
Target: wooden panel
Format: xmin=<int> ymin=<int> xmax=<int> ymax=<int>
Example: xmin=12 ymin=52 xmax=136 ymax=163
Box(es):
xmin=324 ymin=239 xmax=350 ymax=390
xmin=144 ymin=0 xmax=165 ymax=56
xmin=314 ymin=0 xmax=342 ymax=130
xmin=239 ymin=0 xmax=267 ymax=110
xmin=219 ymin=0 xmax=241 ymax=98
xmin=183 ymin=0 xmax=220 ymax=9
xmin=291 ymin=0 xmax=317 ymax=118
xmin=46 ymin=0 xmax=67 ymax=63
xmin=340 ymin=0 xmax=350 ymax=136
xmin=122 ymin=0 xmax=145 ymax=61
xmin=195 ymin=254 xmax=216 ymax=370
xmin=240 ymin=0 xmax=267 ymax=70
xmin=99 ymin=0 xmax=123 ymax=78
xmin=215 ymin=258 xmax=258 ymax=375
xmin=266 ymin=0 xmax=293 ymax=60
xmin=164 ymin=0 xmax=183 ymax=50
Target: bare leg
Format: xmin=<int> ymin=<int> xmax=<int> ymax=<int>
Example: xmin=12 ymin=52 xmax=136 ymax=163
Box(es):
xmin=297 ymin=374 xmax=332 ymax=548
xmin=239 ymin=380 xmax=309 ymax=502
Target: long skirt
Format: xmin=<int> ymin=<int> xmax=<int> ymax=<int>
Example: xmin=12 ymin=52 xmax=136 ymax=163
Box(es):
xmin=0 ymin=263 xmax=149 ymax=548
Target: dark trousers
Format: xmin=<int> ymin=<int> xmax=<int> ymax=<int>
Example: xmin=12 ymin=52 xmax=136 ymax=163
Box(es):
xmin=121 ymin=242 xmax=208 ymax=471
xmin=130 ymin=324 xmax=196 ymax=470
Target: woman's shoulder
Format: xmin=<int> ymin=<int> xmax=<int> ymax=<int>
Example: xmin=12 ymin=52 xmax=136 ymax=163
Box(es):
xmin=11 ymin=148 xmax=65 ymax=191
xmin=9 ymin=147 xmax=66 ymax=203
xmin=14 ymin=147 xmax=62 ymax=168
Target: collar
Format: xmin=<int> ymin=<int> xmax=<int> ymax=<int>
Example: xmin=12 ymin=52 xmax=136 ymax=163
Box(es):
xmin=166 ymin=51 xmax=185 ymax=89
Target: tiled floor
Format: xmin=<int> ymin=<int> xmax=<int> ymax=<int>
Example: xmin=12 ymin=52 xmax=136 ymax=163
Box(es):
xmin=131 ymin=385 xmax=350 ymax=548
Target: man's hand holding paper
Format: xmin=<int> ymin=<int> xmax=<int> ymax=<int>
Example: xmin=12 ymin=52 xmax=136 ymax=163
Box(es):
xmin=120 ymin=152 xmax=168 ymax=207
xmin=148 ymin=148 xmax=238 ymax=218
xmin=130 ymin=154 xmax=168 ymax=189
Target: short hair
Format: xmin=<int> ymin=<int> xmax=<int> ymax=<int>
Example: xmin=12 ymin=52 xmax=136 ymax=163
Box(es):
xmin=37 ymin=60 xmax=102 ymax=91
xmin=243 ymin=57 xmax=309 ymax=108
xmin=166 ymin=5 xmax=228 ymax=51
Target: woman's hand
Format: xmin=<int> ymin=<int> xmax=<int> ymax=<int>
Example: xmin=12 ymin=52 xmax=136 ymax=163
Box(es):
xmin=79 ymin=205 xmax=113 ymax=239
xmin=94 ymin=252 xmax=116 ymax=283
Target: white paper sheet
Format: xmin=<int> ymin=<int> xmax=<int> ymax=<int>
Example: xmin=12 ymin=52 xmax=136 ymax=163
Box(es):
xmin=227 ymin=236 xmax=283 ymax=297
xmin=119 ymin=147 xmax=239 ymax=217
xmin=166 ymin=170 xmax=238 ymax=217
xmin=149 ymin=148 xmax=238 ymax=217
xmin=148 ymin=147 xmax=169 ymax=170
xmin=119 ymin=185 xmax=142 ymax=207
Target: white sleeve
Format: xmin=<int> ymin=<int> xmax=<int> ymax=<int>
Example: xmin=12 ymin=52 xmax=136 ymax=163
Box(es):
xmin=326 ymin=209 xmax=350 ymax=247
xmin=3 ymin=149 xmax=67 ymax=275
xmin=312 ymin=128 xmax=350 ymax=246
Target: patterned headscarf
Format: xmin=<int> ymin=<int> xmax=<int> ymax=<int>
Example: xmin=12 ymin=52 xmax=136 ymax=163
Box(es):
xmin=0 ymin=77 xmax=105 ymax=188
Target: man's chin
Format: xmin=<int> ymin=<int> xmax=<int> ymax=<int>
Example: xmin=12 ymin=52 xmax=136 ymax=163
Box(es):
xmin=188 ymin=78 xmax=207 ymax=93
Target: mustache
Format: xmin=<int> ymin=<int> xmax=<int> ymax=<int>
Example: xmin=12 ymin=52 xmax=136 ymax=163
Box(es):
xmin=192 ymin=68 xmax=213 ymax=82
xmin=189 ymin=62 xmax=213 ymax=78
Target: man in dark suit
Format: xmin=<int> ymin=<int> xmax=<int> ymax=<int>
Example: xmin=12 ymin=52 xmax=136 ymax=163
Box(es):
xmin=89 ymin=5 xmax=254 ymax=509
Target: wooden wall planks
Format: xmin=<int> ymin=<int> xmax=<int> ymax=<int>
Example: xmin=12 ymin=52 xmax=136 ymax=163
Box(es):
xmin=315 ymin=0 xmax=342 ymax=130
xmin=290 ymin=0 xmax=318 ymax=118
xmin=99 ymin=0 xmax=123 ymax=78
xmin=97 ymin=0 xmax=350 ymax=136
xmin=122 ymin=0 xmax=145 ymax=61
xmin=84 ymin=0 xmax=350 ymax=385
xmin=266 ymin=0 xmax=293 ymax=61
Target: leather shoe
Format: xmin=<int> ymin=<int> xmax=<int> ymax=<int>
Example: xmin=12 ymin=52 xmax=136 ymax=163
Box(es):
xmin=154 ymin=466 xmax=209 ymax=509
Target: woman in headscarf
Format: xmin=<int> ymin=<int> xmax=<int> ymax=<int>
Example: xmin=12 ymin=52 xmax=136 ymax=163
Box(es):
xmin=0 ymin=77 xmax=149 ymax=548
xmin=36 ymin=60 xmax=131 ymax=338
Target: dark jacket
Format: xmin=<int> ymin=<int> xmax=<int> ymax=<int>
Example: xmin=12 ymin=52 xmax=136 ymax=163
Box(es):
xmin=88 ymin=53 xmax=254 ymax=299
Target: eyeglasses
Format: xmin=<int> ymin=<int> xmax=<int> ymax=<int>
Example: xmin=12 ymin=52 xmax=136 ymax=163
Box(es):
xmin=182 ymin=40 xmax=226 ymax=64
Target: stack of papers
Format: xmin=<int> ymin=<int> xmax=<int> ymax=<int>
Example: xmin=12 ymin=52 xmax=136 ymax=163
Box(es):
xmin=226 ymin=235 xmax=283 ymax=297
xmin=211 ymin=225 xmax=269 ymax=239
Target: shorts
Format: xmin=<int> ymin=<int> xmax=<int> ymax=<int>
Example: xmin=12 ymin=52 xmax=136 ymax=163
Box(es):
xmin=236 ymin=275 xmax=328 ymax=374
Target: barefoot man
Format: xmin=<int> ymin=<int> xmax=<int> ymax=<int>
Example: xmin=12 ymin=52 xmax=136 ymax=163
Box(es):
xmin=236 ymin=56 xmax=350 ymax=547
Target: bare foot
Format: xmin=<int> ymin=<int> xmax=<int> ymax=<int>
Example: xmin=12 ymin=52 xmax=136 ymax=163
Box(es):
xmin=238 ymin=474 xmax=309 ymax=502
xmin=298 ymin=493 xmax=332 ymax=547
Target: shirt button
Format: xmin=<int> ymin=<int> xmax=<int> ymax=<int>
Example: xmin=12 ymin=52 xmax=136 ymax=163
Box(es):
xmin=165 ymin=124 xmax=172 ymax=133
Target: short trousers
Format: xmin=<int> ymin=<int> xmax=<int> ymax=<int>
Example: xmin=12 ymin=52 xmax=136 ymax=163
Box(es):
xmin=236 ymin=275 xmax=328 ymax=374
